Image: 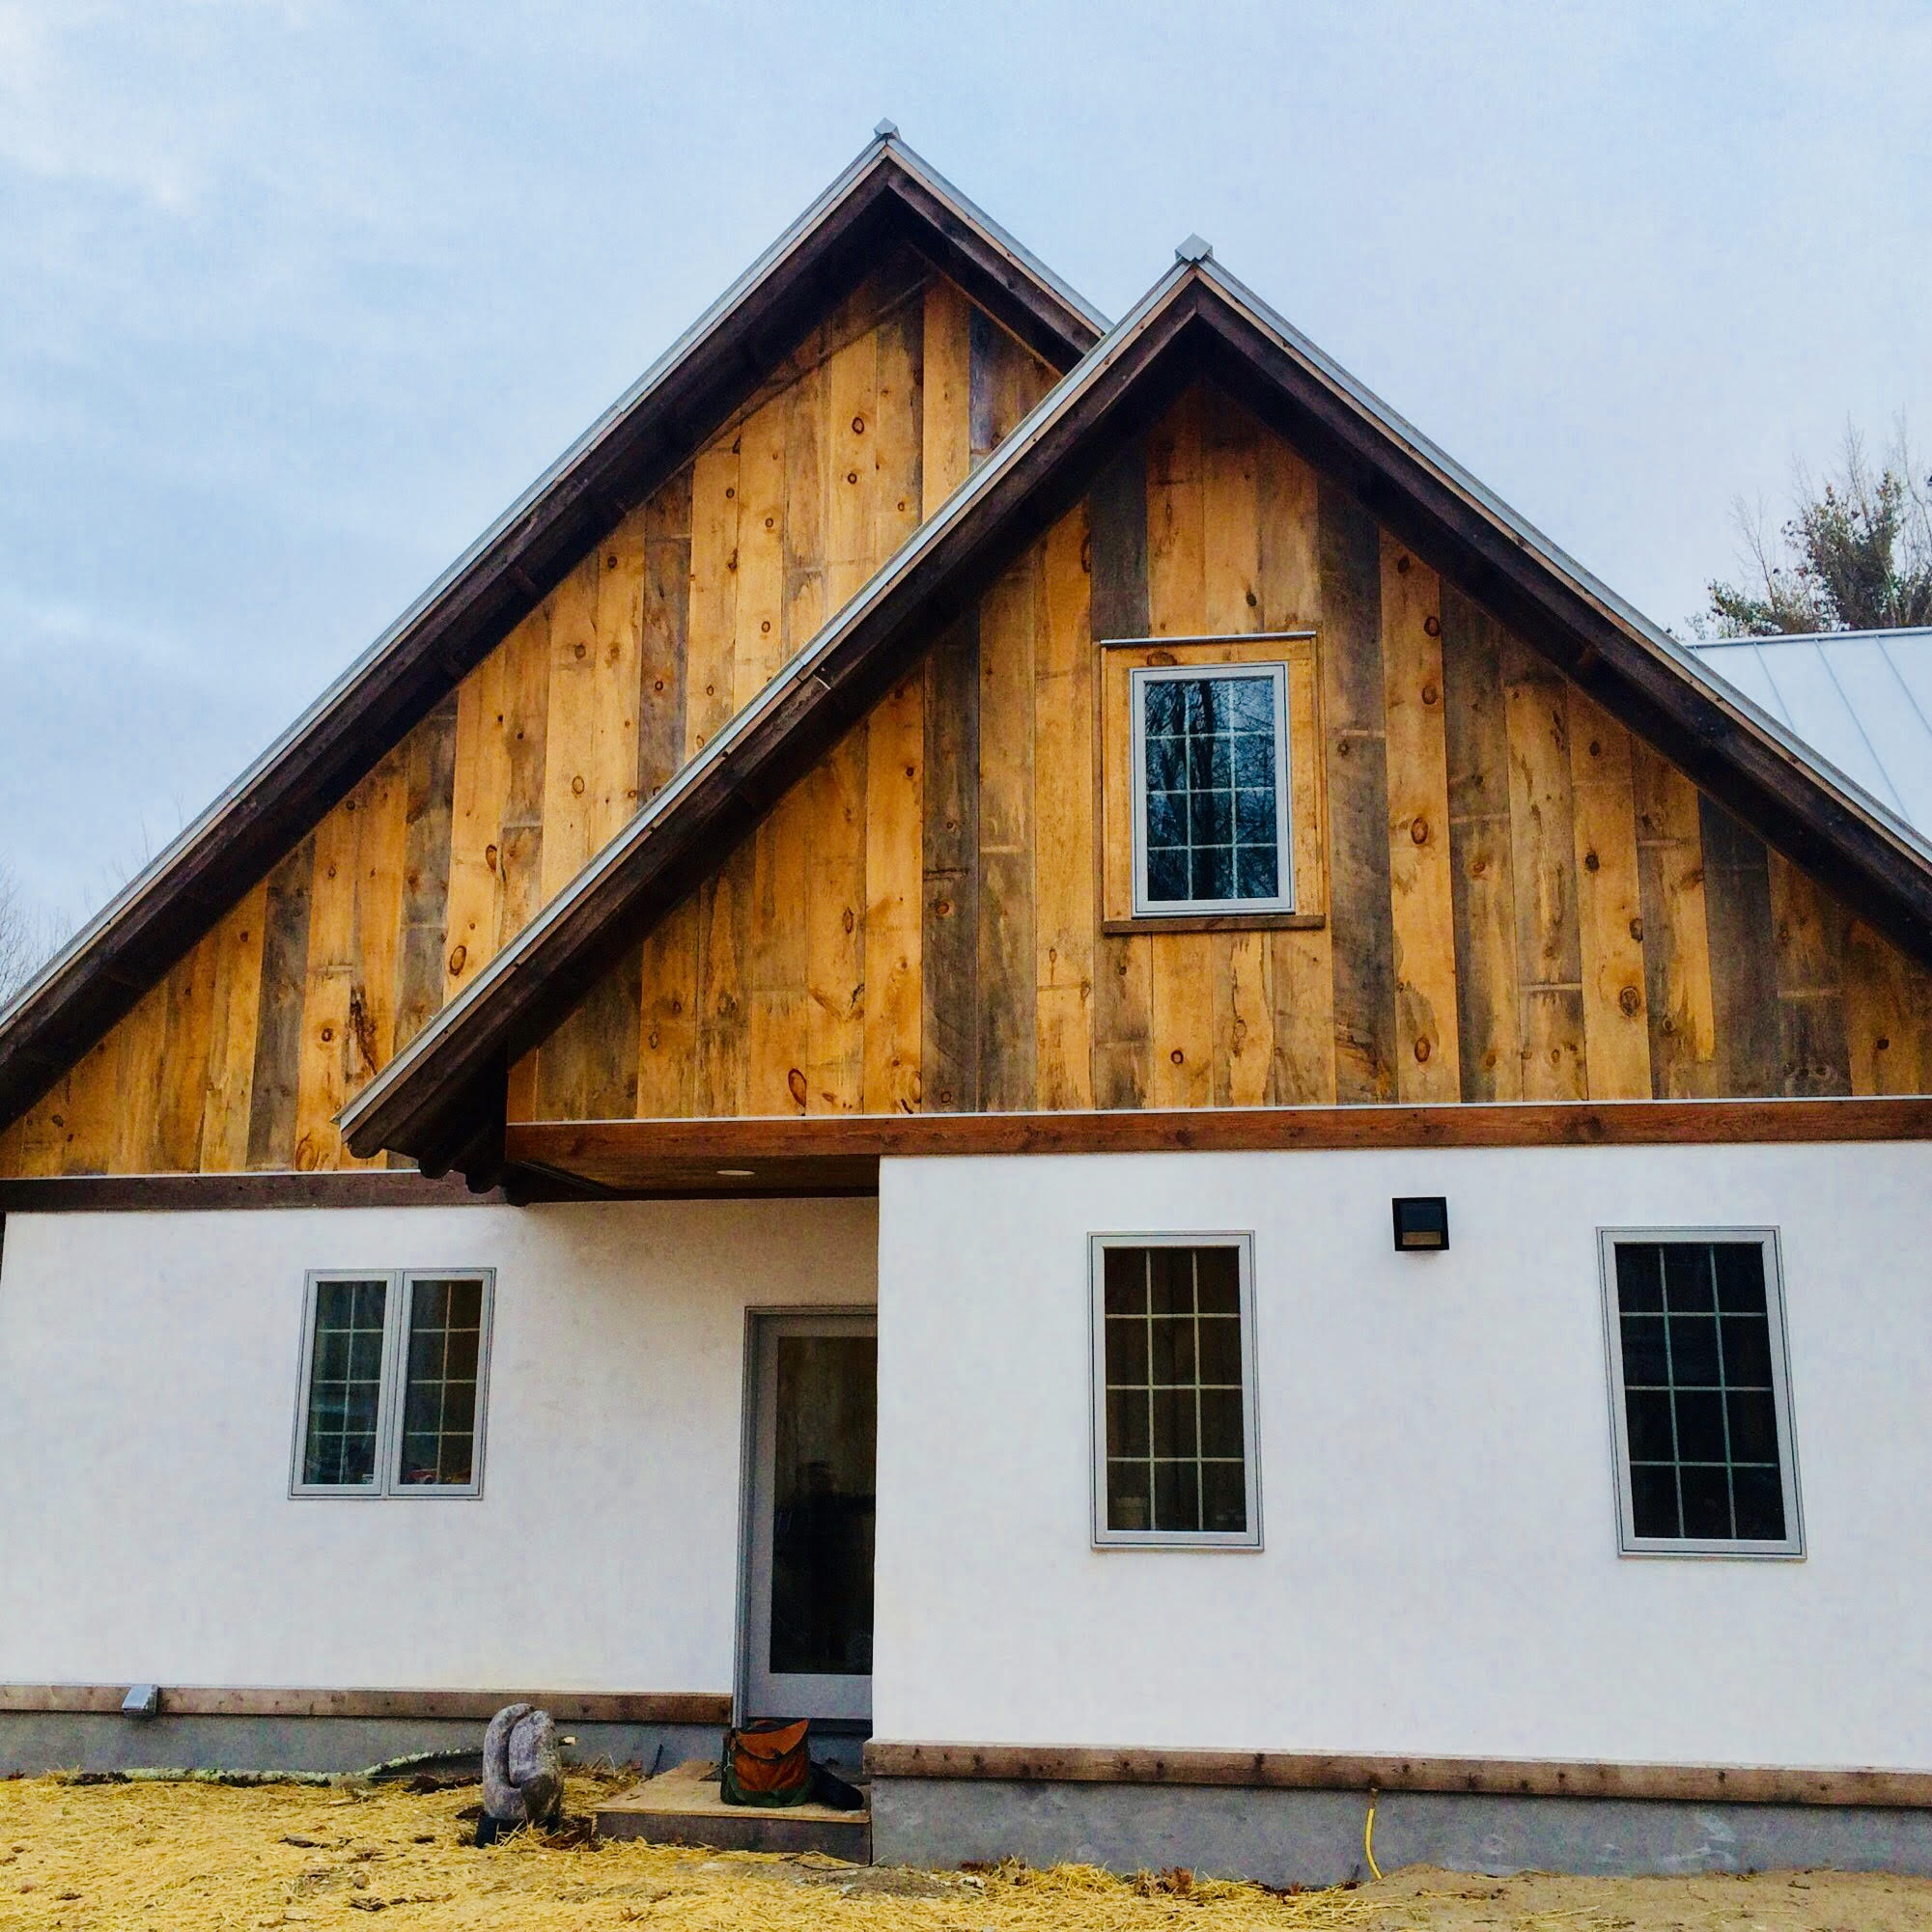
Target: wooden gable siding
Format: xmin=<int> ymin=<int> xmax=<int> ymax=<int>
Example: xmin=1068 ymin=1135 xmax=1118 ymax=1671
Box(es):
xmin=0 ymin=260 xmax=1056 ymax=1178
xmin=508 ymin=380 xmax=1932 ymax=1127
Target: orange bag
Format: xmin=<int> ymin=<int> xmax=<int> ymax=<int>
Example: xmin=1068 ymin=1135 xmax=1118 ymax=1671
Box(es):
xmin=718 ymin=1719 xmax=812 ymax=1807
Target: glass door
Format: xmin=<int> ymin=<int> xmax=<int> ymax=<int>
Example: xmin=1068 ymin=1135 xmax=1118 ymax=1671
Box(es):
xmin=742 ymin=1312 xmax=877 ymax=1722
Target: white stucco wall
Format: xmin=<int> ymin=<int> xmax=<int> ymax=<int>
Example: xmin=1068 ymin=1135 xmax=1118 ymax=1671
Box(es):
xmin=874 ymin=1142 xmax=1932 ymax=1770
xmin=0 ymin=1197 xmax=876 ymax=1692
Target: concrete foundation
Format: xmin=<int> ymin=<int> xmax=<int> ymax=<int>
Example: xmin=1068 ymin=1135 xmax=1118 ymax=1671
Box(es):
xmin=0 ymin=1713 xmax=723 ymax=1778
xmin=871 ymin=1777 xmax=1932 ymax=1883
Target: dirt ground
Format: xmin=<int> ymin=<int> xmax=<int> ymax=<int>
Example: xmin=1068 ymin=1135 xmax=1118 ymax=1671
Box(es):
xmin=4 ymin=1771 xmax=1932 ymax=1932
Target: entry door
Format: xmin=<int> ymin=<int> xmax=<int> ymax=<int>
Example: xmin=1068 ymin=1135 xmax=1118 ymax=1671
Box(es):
xmin=742 ymin=1312 xmax=878 ymax=1722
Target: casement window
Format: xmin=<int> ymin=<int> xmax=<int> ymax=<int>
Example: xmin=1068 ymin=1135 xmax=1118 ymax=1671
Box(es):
xmin=1089 ymin=1235 xmax=1261 ymax=1549
xmin=292 ymin=1270 xmax=494 ymax=1498
xmin=1599 ymin=1232 xmax=1802 ymax=1557
xmin=1099 ymin=633 xmax=1322 ymax=932
xmin=1131 ymin=665 xmax=1293 ymax=915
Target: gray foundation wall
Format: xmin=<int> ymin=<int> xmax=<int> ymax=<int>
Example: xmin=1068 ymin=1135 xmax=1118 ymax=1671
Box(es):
xmin=872 ymin=1777 xmax=1932 ymax=1883
xmin=0 ymin=1714 xmax=724 ymax=1778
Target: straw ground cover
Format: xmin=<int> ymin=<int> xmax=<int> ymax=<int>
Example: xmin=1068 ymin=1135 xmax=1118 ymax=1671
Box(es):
xmin=5 ymin=1772 xmax=1932 ymax=1931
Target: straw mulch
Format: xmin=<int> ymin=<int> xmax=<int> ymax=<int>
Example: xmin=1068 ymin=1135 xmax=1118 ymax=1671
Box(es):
xmin=0 ymin=1770 xmax=1381 ymax=1931
xmin=7 ymin=1771 xmax=1932 ymax=1930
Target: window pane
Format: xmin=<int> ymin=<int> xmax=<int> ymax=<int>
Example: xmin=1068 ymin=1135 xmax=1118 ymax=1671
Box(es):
xmin=1630 ymin=1464 xmax=1680 ymax=1538
xmin=1731 ymin=1466 xmax=1787 ymax=1541
xmin=1107 ymin=1460 xmax=1152 ymax=1532
xmin=1197 ymin=1317 xmax=1243 ymax=1385
xmin=301 ymin=1278 xmax=388 ymax=1488
xmin=1619 ymin=1314 xmax=1668 ymax=1385
xmin=1103 ymin=1247 xmax=1146 ymax=1318
xmin=1201 ymin=1460 xmax=1247 ymax=1534
xmin=1152 ymin=1459 xmax=1201 ymax=1533
xmin=1680 ymin=1465 xmax=1732 ymax=1539
xmin=1662 ymin=1244 xmax=1716 ymax=1312
xmin=1667 ymin=1314 xmax=1721 ymax=1386
xmin=1712 ymin=1243 xmax=1768 ymax=1314
xmin=395 ymin=1276 xmax=484 ymax=1488
xmin=1721 ymin=1314 xmax=1774 ymax=1385
xmin=1194 ymin=1247 xmax=1239 ymax=1316
xmin=1199 ymin=1387 xmax=1245 ymax=1458
xmin=1097 ymin=1245 xmax=1250 ymax=1541
xmin=1106 ymin=1386 xmax=1151 ymax=1458
xmin=1610 ymin=1238 xmax=1792 ymax=1548
xmin=1614 ymin=1244 xmax=1664 ymax=1313
xmin=1137 ymin=671 xmax=1285 ymax=908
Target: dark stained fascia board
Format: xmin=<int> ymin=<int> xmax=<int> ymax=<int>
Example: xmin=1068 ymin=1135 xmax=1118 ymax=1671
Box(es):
xmin=347 ymin=259 xmax=1932 ymax=1173
xmin=1182 ymin=267 xmax=1932 ymax=958
xmin=345 ymin=270 xmax=1205 ymax=1168
xmin=0 ymin=136 xmax=1103 ymax=1134
xmin=0 ymin=1170 xmax=504 ymax=1212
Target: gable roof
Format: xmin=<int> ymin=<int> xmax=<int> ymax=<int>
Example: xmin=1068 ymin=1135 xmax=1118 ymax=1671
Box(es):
xmin=341 ymin=249 xmax=1932 ymax=1182
xmin=0 ymin=129 xmax=1105 ymax=1134
xmin=1690 ymin=629 xmax=1932 ymax=837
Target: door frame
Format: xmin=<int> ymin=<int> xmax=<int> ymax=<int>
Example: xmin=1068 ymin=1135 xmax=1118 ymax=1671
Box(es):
xmin=733 ymin=1305 xmax=879 ymax=1728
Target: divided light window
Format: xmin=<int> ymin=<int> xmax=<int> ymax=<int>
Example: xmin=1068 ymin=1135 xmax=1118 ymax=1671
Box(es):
xmin=293 ymin=1270 xmax=494 ymax=1499
xmin=1131 ymin=665 xmax=1293 ymax=916
xmin=1600 ymin=1232 xmax=1802 ymax=1557
xmin=1090 ymin=1235 xmax=1261 ymax=1549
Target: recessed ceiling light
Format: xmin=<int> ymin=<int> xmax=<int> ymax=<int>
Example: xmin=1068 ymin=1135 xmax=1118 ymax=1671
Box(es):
xmin=716 ymin=1168 xmax=755 ymax=1178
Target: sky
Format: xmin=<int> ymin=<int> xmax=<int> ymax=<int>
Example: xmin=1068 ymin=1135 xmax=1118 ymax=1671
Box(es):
xmin=2 ymin=2 xmax=1929 ymax=938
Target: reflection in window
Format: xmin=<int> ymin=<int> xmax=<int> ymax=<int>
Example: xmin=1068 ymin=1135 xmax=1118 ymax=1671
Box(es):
xmin=300 ymin=1278 xmax=388 ymax=1487
xmin=1134 ymin=667 xmax=1290 ymax=913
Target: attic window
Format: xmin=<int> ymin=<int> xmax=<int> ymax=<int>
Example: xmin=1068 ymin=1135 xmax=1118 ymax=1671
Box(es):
xmin=1130 ymin=665 xmax=1293 ymax=916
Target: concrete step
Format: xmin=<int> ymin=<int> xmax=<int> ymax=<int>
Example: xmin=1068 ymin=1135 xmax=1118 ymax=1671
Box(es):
xmin=596 ymin=1757 xmax=871 ymax=1862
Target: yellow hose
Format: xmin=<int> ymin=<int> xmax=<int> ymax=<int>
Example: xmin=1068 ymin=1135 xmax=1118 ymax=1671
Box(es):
xmin=1363 ymin=1787 xmax=1383 ymax=1881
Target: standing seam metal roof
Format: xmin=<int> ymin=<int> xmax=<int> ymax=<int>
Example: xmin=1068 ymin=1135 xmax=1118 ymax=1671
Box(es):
xmin=1688 ymin=630 xmax=1932 ymax=839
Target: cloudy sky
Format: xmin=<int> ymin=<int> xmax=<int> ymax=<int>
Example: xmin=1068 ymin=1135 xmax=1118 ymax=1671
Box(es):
xmin=3 ymin=1 xmax=1929 ymax=937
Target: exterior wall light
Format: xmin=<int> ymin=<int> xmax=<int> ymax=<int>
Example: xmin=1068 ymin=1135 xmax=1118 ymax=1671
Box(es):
xmin=122 ymin=1684 xmax=160 ymax=1719
xmin=1392 ymin=1197 xmax=1449 ymax=1251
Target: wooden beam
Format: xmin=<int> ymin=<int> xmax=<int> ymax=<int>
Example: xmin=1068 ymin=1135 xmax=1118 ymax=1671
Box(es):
xmin=0 ymin=1171 xmax=502 ymax=1213
xmin=506 ymin=1094 xmax=1932 ymax=1194
xmin=862 ymin=1739 xmax=1932 ymax=1811
xmin=0 ymin=1685 xmax=729 ymax=1724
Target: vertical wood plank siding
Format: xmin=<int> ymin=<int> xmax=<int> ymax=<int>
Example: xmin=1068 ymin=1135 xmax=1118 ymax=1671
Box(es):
xmin=1 ymin=262 xmax=1060 ymax=1175
xmin=506 ymin=380 xmax=1932 ymax=1127
xmin=13 ymin=367 xmax=1932 ymax=1177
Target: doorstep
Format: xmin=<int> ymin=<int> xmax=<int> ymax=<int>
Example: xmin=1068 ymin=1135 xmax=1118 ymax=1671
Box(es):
xmin=595 ymin=1758 xmax=872 ymax=1861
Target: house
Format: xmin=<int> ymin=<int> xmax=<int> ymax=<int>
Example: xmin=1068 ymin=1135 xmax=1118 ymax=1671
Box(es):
xmin=5 ymin=128 xmax=1932 ymax=1884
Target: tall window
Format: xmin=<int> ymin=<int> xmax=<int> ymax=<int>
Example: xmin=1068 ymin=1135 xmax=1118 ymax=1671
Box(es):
xmin=1090 ymin=1235 xmax=1261 ymax=1549
xmin=1131 ymin=665 xmax=1293 ymax=916
xmin=1600 ymin=1232 xmax=1801 ymax=1556
xmin=293 ymin=1271 xmax=494 ymax=1498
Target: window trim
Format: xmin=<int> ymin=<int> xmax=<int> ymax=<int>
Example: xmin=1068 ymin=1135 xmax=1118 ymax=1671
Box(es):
xmin=290 ymin=1268 xmax=495 ymax=1501
xmin=1088 ymin=1232 xmax=1263 ymax=1551
xmin=1129 ymin=661 xmax=1295 ymax=919
xmin=1597 ymin=1228 xmax=1803 ymax=1560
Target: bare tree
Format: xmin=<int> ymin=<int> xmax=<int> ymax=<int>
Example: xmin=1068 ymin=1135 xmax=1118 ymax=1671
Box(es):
xmin=1700 ymin=424 xmax=1932 ymax=637
xmin=0 ymin=860 xmax=66 ymax=1008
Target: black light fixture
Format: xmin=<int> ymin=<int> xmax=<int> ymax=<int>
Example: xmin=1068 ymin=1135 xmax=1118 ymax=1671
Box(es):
xmin=1392 ymin=1196 xmax=1449 ymax=1252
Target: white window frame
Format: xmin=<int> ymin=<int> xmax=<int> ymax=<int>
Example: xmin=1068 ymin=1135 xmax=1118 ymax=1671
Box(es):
xmin=291 ymin=1268 xmax=495 ymax=1500
xmin=1130 ymin=661 xmax=1294 ymax=917
xmin=1598 ymin=1228 xmax=1803 ymax=1559
xmin=1088 ymin=1232 xmax=1263 ymax=1551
